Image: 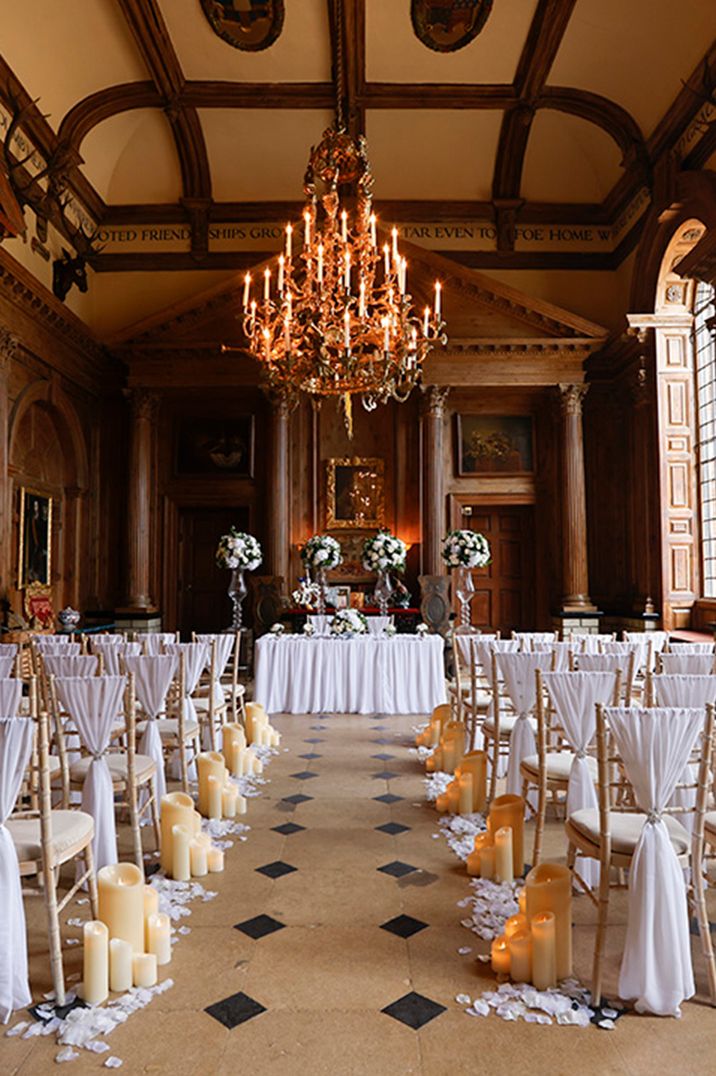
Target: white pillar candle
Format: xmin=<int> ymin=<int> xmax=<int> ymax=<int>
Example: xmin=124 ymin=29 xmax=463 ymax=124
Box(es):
xmin=172 ymin=824 xmax=192 ymax=882
xmin=236 ymin=793 xmax=247 ymax=815
xmin=191 ymin=810 xmax=202 ymax=836
xmin=490 ymin=935 xmax=510 ymax=977
xmin=251 ymin=752 xmax=263 ymax=776
xmin=494 ymin=825 xmax=514 ymax=885
xmin=458 ymin=772 xmax=473 ymax=815
xmin=146 ymin=912 xmax=171 ymax=966
xmin=197 ymin=751 xmax=226 ymax=816
xmin=447 ymin=780 xmax=460 ymax=815
xmin=207 ymin=847 xmax=224 ymax=872
xmin=222 ymin=785 xmax=238 ymax=819
xmin=207 ymin=775 xmax=222 ymax=820
xmin=98 ymin=863 xmax=145 ymax=954
xmin=508 ymin=928 xmax=532 ymax=984
xmin=132 ymin=952 xmax=157 ymax=989
xmin=83 ymin=920 xmax=109 ymax=1005
xmin=479 ymin=845 xmax=495 ymax=880
xmin=190 ymin=838 xmax=208 ymax=877
xmin=143 ymin=886 xmax=159 ymax=950
xmin=109 ymin=938 xmax=133 ymax=993
xmin=531 ymin=912 xmax=557 ymax=990
xmin=160 ymin=792 xmax=195 ymax=876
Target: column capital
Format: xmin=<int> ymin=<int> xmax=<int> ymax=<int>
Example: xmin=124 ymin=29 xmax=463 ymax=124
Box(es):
xmin=0 ymin=328 xmax=20 ymax=370
xmin=421 ymin=384 xmax=450 ymax=418
xmin=124 ymin=388 xmax=160 ymax=422
xmin=557 ymin=382 xmax=589 ymax=417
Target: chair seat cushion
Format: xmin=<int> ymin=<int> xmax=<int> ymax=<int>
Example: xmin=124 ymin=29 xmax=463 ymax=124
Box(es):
xmin=70 ymin=753 xmax=155 ymax=784
xmin=483 ymin=713 xmax=534 ymax=737
xmin=8 ymin=809 xmax=94 ymax=864
xmin=137 ymin=718 xmax=199 ymax=740
xmin=569 ymin=807 xmax=690 ymax=856
xmin=521 ymin=753 xmax=597 ymax=782
xmin=192 ymin=697 xmax=228 ymax=713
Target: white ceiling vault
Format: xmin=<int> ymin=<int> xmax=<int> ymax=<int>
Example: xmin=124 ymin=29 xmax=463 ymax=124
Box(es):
xmin=0 ymin=0 xmax=715 ymax=335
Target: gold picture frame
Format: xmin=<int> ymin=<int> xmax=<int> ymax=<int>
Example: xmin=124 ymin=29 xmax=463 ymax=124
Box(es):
xmin=18 ymin=486 xmax=53 ymax=587
xmin=325 ymin=457 xmax=385 ymax=530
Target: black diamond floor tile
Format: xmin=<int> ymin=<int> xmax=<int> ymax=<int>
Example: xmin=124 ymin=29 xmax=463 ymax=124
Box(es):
xmin=256 ymin=860 xmax=298 ymax=879
xmin=272 ymin=822 xmax=306 ymax=836
xmin=381 ymin=992 xmax=446 ymax=1030
xmin=375 ymin=821 xmax=411 ymax=836
xmin=205 ymin=991 xmax=267 ymax=1029
xmin=234 ymin=914 xmax=286 ymax=940
xmin=372 ymin=771 xmax=399 ymax=780
xmin=373 ymin=737 xmax=395 ymax=745
xmin=282 ymin=794 xmax=313 ymax=805
xmin=290 ymin=771 xmax=319 ymax=780
xmin=304 ymin=738 xmax=324 ymax=744
xmin=377 ymin=860 xmax=418 ymax=878
xmin=380 ymin=914 xmax=428 ymax=939
xmin=310 ymin=725 xmax=328 ymax=731
xmin=371 ymin=726 xmax=386 ymax=731
xmin=299 ymin=752 xmax=322 ymax=760
xmin=372 ymin=752 xmax=395 ymax=761
xmin=373 ymin=793 xmax=403 ymax=804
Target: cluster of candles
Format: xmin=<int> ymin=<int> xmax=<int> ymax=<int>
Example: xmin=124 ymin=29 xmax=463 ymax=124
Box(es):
xmin=466 ymin=794 xmax=525 ymax=883
xmin=161 ymin=790 xmax=227 ymax=881
xmin=83 ymin=863 xmax=172 ymax=1005
xmin=490 ymin=863 xmax=573 ymax=991
xmin=244 ymin=701 xmax=281 ymax=749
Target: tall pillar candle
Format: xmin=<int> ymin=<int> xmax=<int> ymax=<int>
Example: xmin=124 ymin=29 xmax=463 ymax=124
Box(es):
xmin=160 ymin=792 xmax=195 ymax=876
xmin=494 ymin=825 xmax=514 ymax=884
xmin=447 ymin=779 xmax=460 ymax=815
xmin=479 ymin=844 xmax=495 ymax=880
xmin=489 ymin=794 xmax=525 ymax=877
xmin=83 ymin=921 xmax=109 ymax=1005
xmin=458 ymin=772 xmax=473 ymax=815
xmin=467 ymin=832 xmax=492 ymax=877
xmin=146 ymin=912 xmax=172 ymax=966
xmin=222 ymin=784 xmax=238 ymax=819
xmin=197 ymin=751 xmax=226 ymax=817
xmin=508 ymin=928 xmax=532 ymax=984
xmin=459 ymin=751 xmax=487 ymax=812
xmin=207 ymin=774 xmax=223 ymax=819
xmin=172 ymin=824 xmax=192 ymax=882
xmin=143 ymin=886 xmax=159 ymax=950
xmin=490 ymin=935 xmax=510 ymax=977
xmin=109 ymin=938 xmax=133 ymax=993
xmin=531 ymin=911 xmax=557 ymax=990
xmin=525 ymin=862 xmax=572 ymax=979
xmin=97 ymin=863 xmax=145 ymax=955
xmin=190 ymin=837 xmax=208 ymax=877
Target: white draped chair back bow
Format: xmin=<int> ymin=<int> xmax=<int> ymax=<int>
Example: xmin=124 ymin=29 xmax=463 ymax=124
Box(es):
xmin=53 ymin=676 xmax=126 ymax=872
xmin=513 ymin=632 xmax=556 ymax=651
xmin=0 ymin=651 xmax=17 ymax=678
xmin=497 ymin=651 xmax=553 ymax=796
xmin=0 ymin=716 xmax=34 ymax=1023
xmin=0 ymin=679 xmax=22 ymax=719
xmin=143 ymin=633 xmax=178 ymax=656
xmin=649 ymin=675 xmax=716 ymax=830
xmin=660 ymin=653 xmax=715 ymax=676
xmin=605 ymin=705 xmax=704 ymax=1016
xmin=43 ymin=654 xmax=98 ymax=679
xmin=34 ymin=637 xmax=76 ymax=652
xmin=475 ymin=638 xmax=519 ymax=691
xmin=195 ymin=633 xmax=235 ymax=706
xmin=91 ymin=640 xmax=141 ymax=676
xmin=123 ymin=654 xmax=177 ymax=807
xmin=542 ymin=671 xmax=617 ymax=885
xmin=670 ymin=642 xmax=715 ymax=654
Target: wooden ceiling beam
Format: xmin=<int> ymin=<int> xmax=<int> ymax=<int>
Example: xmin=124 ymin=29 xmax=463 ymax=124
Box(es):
xmin=328 ymin=0 xmax=365 ymax=135
xmin=58 ymin=82 xmax=162 ymax=148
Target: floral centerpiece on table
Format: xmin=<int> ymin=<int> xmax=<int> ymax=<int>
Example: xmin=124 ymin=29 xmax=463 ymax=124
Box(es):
xmin=216 ymin=528 xmax=263 ymax=571
xmin=361 ymin=530 xmax=407 ymax=573
xmin=268 ymin=622 xmax=284 ymax=636
xmin=384 ymin=623 xmax=397 ymax=638
xmin=292 ymin=577 xmax=321 ymax=608
xmin=301 ymin=535 xmax=343 ymax=614
xmin=330 ymin=608 xmax=368 ymax=636
xmin=442 ymin=529 xmax=490 ymax=627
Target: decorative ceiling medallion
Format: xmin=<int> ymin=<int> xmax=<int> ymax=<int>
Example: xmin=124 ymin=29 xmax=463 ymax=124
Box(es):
xmin=411 ymin=0 xmax=493 ymax=53
xmin=200 ymin=0 xmax=284 ymax=52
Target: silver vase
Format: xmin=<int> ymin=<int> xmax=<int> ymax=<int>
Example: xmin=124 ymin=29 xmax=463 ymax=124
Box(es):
xmin=228 ymin=568 xmax=247 ymax=630
xmin=373 ymin=569 xmax=393 ymax=617
xmin=454 ymin=566 xmax=475 ymax=627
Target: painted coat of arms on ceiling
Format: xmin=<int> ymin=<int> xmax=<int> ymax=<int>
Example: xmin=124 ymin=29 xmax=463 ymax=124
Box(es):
xmin=200 ymin=0 xmax=285 ymax=52
xmin=411 ymin=0 xmax=493 ymax=52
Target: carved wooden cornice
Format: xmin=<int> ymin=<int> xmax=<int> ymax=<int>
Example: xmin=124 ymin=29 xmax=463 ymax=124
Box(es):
xmin=444 ymin=337 xmax=598 ymax=358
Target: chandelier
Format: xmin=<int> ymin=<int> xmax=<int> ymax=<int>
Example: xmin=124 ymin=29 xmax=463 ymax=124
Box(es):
xmin=229 ymin=125 xmax=446 ymax=434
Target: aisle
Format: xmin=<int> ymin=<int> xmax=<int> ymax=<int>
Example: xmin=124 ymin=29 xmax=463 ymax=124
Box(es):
xmin=4 ymin=712 xmax=715 ymax=1075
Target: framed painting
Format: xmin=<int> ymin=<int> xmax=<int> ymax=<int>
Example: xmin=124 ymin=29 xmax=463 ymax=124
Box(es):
xmin=333 ymin=585 xmax=351 ymax=610
xmin=18 ymin=487 xmax=52 ymax=587
xmin=176 ymin=416 xmax=255 ymax=477
xmin=325 ymin=457 xmax=385 ymax=530
xmin=457 ymin=415 xmax=534 ymax=476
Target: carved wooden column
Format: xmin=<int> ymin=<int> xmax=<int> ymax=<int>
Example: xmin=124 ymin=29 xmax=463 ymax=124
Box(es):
xmin=267 ymin=394 xmax=290 ymax=592
xmin=422 ymin=385 xmax=449 ymax=576
xmin=0 ymin=330 xmax=18 ymax=596
xmin=558 ymin=384 xmax=595 ymax=611
xmin=124 ymin=389 xmax=159 ymax=610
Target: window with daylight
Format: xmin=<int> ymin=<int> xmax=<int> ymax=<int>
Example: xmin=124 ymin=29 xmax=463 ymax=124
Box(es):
xmin=695 ymin=281 xmax=716 ymax=597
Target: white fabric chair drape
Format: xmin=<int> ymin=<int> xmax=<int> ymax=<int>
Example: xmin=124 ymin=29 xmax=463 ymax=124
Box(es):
xmin=54 ymin=676 xmax=126 ymax=872
xmin=475 ymin=638 xmax=519 ymax=690
xmin=601 ymin=639 xmax=648 ymax=675
xmin=497 ymin=652 xmax=553 ymax=796
xmin=0 ymin=716 xmax=34 ymax=1023
xmin=548 ymin=642 xmax=577 ymax=672
xmin=195 ymin=634 xmax=235 ymax=707
xmin=660 ymin=653 xmax=715 ymax=676
xmin=670 ymin=642 xmax=715 ymax=654
xmin=124 ymin=654 xmax=177 ymax=807
xmin=456 ymin=632 xmax=496 ymax=667
xmin=625 ymin=630 xmax=668 ymax=651
xmin=144 ymin=633 xmax=178 ymax=656
xmin=606 ymin=705 xmax=703 ymax=1016
xmin=43 ymin=654 xmax=98 ymax=678
xmin=513 ymin=632 xmax=556 ymax=651
xmin=0 ymin=655 xmax=16 ymax=679
xmin=91 ymin=634 xmax=127 ymax=645
xmin=34 ymin=636 xmax=76 ymax=652
xmin=650 ymin=675 xmax=716 ymax=830
xmin=580 ymin=634 xmax=614 ymax=654
xmin=164 ymin=644 xmax=207 ymax=778
xmin=0 ymin=680 xmax=22 ymax=719
xmin=542 ymin=671 xmax=617 ymax=887
xmin=91 ymin=641 xmax=141 ymax=676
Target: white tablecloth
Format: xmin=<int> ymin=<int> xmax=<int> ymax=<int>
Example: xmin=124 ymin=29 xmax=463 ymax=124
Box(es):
xmin=254 ymin=635 xmax=446 ymax=715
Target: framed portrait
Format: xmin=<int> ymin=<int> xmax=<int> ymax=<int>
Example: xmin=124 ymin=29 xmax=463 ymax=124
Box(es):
xmin=326 ymin=457 xmax=385 ymax=530
xmin=176 ymin=416 xmax=255 ymax=477
xmin=18 ymin=487 xmax=52 ymax=587
xmin=333 ymin=585 xmax=351 ymax=610
xmin=457 ymin=415 xmax=534 ymax=476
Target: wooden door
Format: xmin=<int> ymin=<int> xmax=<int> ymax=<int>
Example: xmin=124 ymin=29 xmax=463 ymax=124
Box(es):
xmin=178 ymin=507 xmax=250 ymax=638
xmin=464 ymin=506 xmax=535 ymax=634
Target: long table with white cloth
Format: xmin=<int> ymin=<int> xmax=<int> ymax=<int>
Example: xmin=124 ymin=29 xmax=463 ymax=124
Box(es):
xmin=254 ymin=634 xmax=446 ymax=715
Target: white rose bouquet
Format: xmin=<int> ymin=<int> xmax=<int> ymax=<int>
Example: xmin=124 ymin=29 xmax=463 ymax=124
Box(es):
xmin=268 ymin=622 xmax=284 ymax=636
xmin=216 ymin=528 xmax=263 ymax=571
xmin=416 ymin=623 xmax=429 ymax=637
xmin=303 ymin=621 xmax=315 ymax=636
xmin=292 ymin=577 xmax=321 ymax=608
xmin=384 ymin=624 xmax=397 ymax=638
xmin=330 ymin=609 xmax=368 ymax=636
xmin=301 ymin=534 xmax=343 ymax=571
xmin=361 ymin=530 xmax=407 ymax=573
xmin=441 ymin=529 xmax=490 ymax=569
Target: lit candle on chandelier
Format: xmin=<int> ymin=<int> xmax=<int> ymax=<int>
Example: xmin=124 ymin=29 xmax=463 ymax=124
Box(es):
xmin=264 ymin=267 xmax=271 ymax=301
xmin=398 ymin=257 xmax=407 ymax=294
xmin=317 ymin=243 xmax=324 ymax=285
xmin=434 ymin=280 xmax=442 ymax=320
xmin=391 ymin=226 xmax=399 ymax=263
xmin=341 ymin=209 xmax=348 ymax=242
xmin=285 ymin=223 xmax=293 ymax=259
xmin=250 ymin=299 xmax=257 ymax=333
xmin=370 ymin=213 xmax=377 ymax=247
xmin=278 ymin=254 xmax=284 ymax=293
xmin=304 ymin=209 xmax=311 ymax=248
xmin=344 ymin=307 xmax=350 ymax=351
xmin=359 ymin=279 xmax=366 ymax=318
xmin=284 ymin=316 xmax=290 ymax=351
xmin=423 ymin=305 xmax=430 ymax=337
xmin=382 ymin=316 xmax=390 ymax=353
xmin=383 ymin=244 xmax=390 ymax=276
xmin=344 ymin=250 xmax=351 ymax=291
xmin=242 ymin=272 xmax=251 ymax=309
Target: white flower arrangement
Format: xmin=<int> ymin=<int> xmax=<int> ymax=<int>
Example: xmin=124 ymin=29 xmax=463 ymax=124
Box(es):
xmin=330 ymin=608 xmax=368 ymax=636
xmin=384 ymin=623 xmax=397 ymax=638
xmin=416 ymin=623 xmax=429 ymax=637
xmin=361 ymin=529 xmax=407 ymax=573
xmin=303 ymin=621 xmax=315 ymax=637
xmin=216 ymin=528 xmax=263 ymax=571
xmin=301 ymin=534 xmax=343 ymax=570
xmin=268 ymin=622 xmax=284 ymax=636
xmin=441 ymin=529 xmax=491 ymax=569
xmin=292 ymin=577 xmax=321 ymax=608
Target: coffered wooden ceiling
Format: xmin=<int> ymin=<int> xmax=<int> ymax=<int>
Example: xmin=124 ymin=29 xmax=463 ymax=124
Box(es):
xmin=1 ymin=0 xmax=716 ymax=277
